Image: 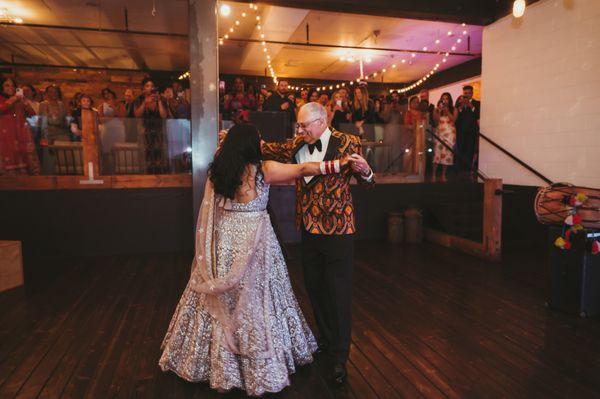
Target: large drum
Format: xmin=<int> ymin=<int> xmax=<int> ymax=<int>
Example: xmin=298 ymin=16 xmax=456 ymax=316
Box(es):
xmin=534 ymin=183 xmax=600 ymax=229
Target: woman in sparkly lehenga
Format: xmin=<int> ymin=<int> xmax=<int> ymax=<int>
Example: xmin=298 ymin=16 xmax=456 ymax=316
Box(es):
xmin=159 ymin=124 xmax=349 ymax=396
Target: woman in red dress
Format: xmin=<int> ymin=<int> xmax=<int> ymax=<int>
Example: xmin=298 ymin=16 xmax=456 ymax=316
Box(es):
xmin=0 ymin=77 xmax=41 ymax=175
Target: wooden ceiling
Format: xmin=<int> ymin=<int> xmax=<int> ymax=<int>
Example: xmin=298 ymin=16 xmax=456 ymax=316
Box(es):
xmin=0 ymin=0 xmax=520 ymax=81
xmin=260 ymin=0 xmax=530 ymax=26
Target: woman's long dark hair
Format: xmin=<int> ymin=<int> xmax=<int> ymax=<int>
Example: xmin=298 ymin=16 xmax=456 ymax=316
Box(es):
xmin=0 ymin=77 xmax=17 ymax=99
xmin=440 ymin=92 xmax=455 ymax=114
xmin=209 ymin=123 xmax=263 ymax=200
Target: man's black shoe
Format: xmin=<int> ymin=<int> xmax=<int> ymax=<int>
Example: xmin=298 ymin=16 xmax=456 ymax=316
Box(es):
xmin=332 ymin=363 xmax=347 ymax=384
xmin=316 ymin=338 xmax=329 ymax=354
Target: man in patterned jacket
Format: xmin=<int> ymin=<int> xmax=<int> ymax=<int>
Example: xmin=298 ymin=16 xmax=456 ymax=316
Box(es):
xmin=262 ymin=102 xmax=374 ymax=384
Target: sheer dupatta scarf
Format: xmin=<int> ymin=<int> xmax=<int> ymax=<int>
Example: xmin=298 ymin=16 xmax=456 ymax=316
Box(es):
xmin=188 ymin=178 xmax=274 ymax=359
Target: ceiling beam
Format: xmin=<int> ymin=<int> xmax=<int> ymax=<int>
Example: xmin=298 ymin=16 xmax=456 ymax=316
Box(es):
xmin=1 ymin=62 xmax=182 ymax=75
xmin=227 ymin=37 xmax=479 ymax=57
xmin=257 ymin=0 xmax=499 ymax=25
xmin=0 ymin=22 xmax=187 ymax=38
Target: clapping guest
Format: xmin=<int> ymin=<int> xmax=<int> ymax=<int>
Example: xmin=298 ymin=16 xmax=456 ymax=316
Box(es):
xmin=99 ymin=87 xmax=125 ymax=118
xmin=455 ymin=85 xmax=480 ymax=178
xmin=69 ymin=94 xmax=94 ymax=142
xmin=21 ymin=84 xmax=40 ymax=114
xmin=0 ymin=77 xmax=41 ymax=175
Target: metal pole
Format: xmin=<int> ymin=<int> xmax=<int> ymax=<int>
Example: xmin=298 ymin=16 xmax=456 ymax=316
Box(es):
xmin=189 ymin=0 xmax=219 ymax=222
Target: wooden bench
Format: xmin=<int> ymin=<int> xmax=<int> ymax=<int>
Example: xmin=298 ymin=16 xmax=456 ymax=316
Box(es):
xmin=0 ymin=241 xmax=24 ymax=292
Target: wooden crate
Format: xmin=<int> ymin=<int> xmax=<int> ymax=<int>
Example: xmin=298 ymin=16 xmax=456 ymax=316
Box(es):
xmin=0 ymin=241 xmax=24 ymax=292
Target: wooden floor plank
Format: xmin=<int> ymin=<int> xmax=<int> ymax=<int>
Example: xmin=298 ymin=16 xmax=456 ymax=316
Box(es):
xmin=0 ymin=243 xmax=598 ymax=399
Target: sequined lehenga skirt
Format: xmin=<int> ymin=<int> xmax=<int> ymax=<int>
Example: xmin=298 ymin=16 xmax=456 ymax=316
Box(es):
xmin=158 ymin=212 xmax=317 ymax=396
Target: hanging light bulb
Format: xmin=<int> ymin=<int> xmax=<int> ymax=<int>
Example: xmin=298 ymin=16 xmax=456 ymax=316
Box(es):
xmin=219 ymin=4 xmax=231 ymax=17
xmin=513 ymin=0 xmax=526 ymax=18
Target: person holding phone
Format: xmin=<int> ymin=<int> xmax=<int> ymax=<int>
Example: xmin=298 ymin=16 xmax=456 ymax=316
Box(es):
xmin=134 ymin=77 xmax=169 ymax=173
xmin=0 ymin=77 xmax=40 ymax=175
xmin=327 ymin=90 xmax=351 ymax=130
xmin=432 ymin=92 xmax=458 ymax=183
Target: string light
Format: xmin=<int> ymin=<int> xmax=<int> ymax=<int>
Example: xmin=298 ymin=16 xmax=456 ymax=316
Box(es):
xmin=391 ymin=27 xmax=467 ymax=94
xmin=212 ymin=9 xmax=471 ymax=96
xmin=513 ymin=0 xmax=526 ymax=18
xmin=219 ymin=4 xmax=231 ymax=17
xmin=276 ymin=22 xmax=471 ymax=95
xmin=248 ymin=5 xmax=277 ymax=84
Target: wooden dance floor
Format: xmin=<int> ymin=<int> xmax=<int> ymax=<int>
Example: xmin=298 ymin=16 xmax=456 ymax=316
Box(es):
xmin=1 ymin=242 xmax=599 ymax=398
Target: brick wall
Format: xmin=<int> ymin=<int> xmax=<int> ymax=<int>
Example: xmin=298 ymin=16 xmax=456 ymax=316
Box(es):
xmin=480 ymin=0 xmax=600 ymax=187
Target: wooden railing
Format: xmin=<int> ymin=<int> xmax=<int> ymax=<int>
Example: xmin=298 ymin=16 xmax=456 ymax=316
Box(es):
xmin=0 ymin=109 xmax=191 ymax=190
xmin=424 ymin=178 xmax=503 ymax=261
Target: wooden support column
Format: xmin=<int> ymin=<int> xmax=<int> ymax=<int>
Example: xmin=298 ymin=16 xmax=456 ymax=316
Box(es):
xmin=189 ymin=0 xmax=219 ymax=221
xmin=483 ymin=178 xmax=503 ymax=261
xmin=81 ymin=108 xmax=101 ymax=178
xmin=413 ymin=121 xmax=426 ymax=179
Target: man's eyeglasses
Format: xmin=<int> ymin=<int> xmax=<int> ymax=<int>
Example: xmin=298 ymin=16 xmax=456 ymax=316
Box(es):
xmin=295 ymin=118 xmax=321 ymax=131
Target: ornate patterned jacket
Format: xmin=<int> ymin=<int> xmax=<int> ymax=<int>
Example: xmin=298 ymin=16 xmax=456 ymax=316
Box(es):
xmin=262 ymin=128 xmax=375 ymax=235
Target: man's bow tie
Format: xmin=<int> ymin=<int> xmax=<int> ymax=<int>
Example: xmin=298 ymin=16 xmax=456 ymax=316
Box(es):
xmin=307 ymin=139 xmax=322 ymax=154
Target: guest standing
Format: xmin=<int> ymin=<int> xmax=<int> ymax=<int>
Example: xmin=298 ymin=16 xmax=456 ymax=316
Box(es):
xmin=224 ymin=77 xmax=256 ymax=123
xmin=327 ymin=90 xmax=351 ymax=131
xmin=318 ymin=92 xmax=329 ymax=107
xmin=134 ymin=77 xmax=169 ymax=174
xmin=455 ymin=85 xmax=480 ymax=178
xmin=432 ymin=92 xmax=457 ymax=183
xmin=351 ymin=85 xmax=375 ymax=136
xmin=0 ymin=77 xmax=40 ymax=175
xmin=69 ymin=94 xmax=95 ymax=142
xmin=263 ymin=80 xmax=295 ymax=123
xmin=38 ymin=85 xmax=69 ymax=144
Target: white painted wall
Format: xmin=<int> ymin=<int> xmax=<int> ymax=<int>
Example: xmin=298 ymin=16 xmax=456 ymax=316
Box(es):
xmin=480 ymin=0 xmax=600 ymax=187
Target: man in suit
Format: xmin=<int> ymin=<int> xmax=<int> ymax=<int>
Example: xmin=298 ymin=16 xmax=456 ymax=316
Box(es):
xmin=262 ymin=102 xmax=374 ymax=384
xmin=455 ymin=85 xmax=481 ymax=178
xmin=263 ymin=80 xmax=296 ymax=123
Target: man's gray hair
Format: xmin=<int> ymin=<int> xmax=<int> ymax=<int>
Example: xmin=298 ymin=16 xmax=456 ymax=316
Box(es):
xmin=301 ymin=102 xmax=327 ymax=121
